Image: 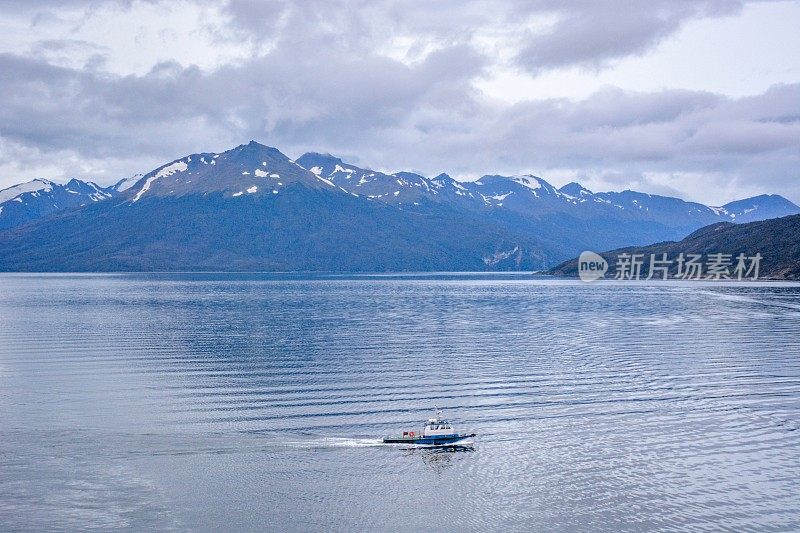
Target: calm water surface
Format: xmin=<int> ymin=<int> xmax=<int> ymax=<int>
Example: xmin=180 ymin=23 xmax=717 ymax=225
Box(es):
xmin=1 ymin=274 xmax=799 ymax=532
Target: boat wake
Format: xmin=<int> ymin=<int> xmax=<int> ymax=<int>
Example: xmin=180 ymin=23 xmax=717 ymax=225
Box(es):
xmin=317 ymin=437 xmax=385 ymax=448
xmin=266 ymin=436 xmax=385 ymax=449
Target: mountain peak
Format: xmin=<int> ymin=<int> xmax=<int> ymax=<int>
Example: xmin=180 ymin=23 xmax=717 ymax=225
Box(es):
xmin=723 ymin=193 xmax=795 ymax=208
xmin=720 ymin=193 xmax=800 ymax=223
xmin=476 ymin=174 xmax=511 ymax=185
xmin=559 ymin=182 xmax=593 ymax=197
xmin=231 ymin=140 xmax=287 ymax=159
xmin=394 ymin=171 xmax=428 ymax=181
xmin=63 ymin=178 xmax=86 ymax=191
xmin=296 ymin=152 xmax=345 ymax=172
xmin=511 ymin=175 xmax=558 ymax=194
xmin=125 ymin=142 xmax=332 ymax=202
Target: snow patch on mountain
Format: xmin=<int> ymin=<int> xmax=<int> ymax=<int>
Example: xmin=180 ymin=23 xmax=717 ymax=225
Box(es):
xmin=133 ymin=161 xmax=188 ymax=202
xmin=333 ymin=164 xmax=354 ymax=175
xmin=512 ymin=176 xmax=542 ymax=191
xmin=483 ymin=246 xmax=520 ymax=266
xmin=0 ymin=179 xmax=54 ymax=203
xmin=316 ymin=175 xmax=336 ymax=187
xmin=113 ymin=175 xmax=142 ymax=192
xmin=490 ymin=193 xmax=512 ymax=201
xmin=155 ymin=161 xmax=188 ymax=179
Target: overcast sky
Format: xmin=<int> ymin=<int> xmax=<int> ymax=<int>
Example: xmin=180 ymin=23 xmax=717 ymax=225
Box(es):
xmin=0 ymin=0 xmax=798 ymax=204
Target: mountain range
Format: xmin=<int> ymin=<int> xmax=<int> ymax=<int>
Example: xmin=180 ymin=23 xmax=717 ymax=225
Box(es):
xmin=0 ymin=178 xmax=114 ymax=230
xmin=0 ymin=141 xmax=797 ymax=271
xmin=549 ymin=214 xmax=800 ymax=280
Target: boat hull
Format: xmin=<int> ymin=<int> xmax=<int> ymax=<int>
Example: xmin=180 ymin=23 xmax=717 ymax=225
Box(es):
xmin=382 ymin=433 xmax=476 ymax=445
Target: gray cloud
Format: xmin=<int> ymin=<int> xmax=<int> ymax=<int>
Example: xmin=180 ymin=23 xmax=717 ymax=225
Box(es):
xmin=1 ymin=42 xmax=797 ymax=203
xmin=0 ymin=0 xmax=797 ymax=206
xmin=514 ymin=0 xmax=745 ymax=73
xmin=2 ymin=1 xmax=753 ymax=71
xmin=223 ymin=0 xmax=286 ymax=36
xmin=213 ymin=0 xmax=751 ymax=73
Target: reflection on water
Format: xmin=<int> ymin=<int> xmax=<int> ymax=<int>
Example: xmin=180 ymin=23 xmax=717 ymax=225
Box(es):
xmin=1 ymin=274 xmax=799 ymax=531
xmin=411 ymin=446 xmax=476 ymax=471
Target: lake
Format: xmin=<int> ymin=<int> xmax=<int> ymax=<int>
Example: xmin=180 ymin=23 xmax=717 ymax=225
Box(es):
xmin=1 ymin=273 xmax=799 ymax=532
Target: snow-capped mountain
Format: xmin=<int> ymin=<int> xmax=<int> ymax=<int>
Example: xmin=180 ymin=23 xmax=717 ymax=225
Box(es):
xmin=294 ymin=153 xmax=800 ymax=229
xmin=712 ymin=194 xmax=800 ymax=223
xmin=123 ymin=141 xmax=336 ymax=203
xmin=0 ymin=141 xmax=797 ymax=271
xmin=467 ymin=176 xmax=725 ymax=229
xmin=0 ymin=178 xmax=114 ymax=230
xmin=294 ymin=153 xmax=583 ymax=210
xmin=295 ymin=152 xmax=445 ymax=204
xmin=463 ymin=174 xmax=581 ymax=214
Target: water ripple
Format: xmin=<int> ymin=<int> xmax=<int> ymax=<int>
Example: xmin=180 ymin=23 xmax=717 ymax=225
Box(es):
xmin=1 ymin=275 xmax=799 ymax=531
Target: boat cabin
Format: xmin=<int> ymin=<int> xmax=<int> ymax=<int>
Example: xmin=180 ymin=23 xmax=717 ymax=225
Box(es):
xmin=422 ymin=416 xmax=457 ymax=437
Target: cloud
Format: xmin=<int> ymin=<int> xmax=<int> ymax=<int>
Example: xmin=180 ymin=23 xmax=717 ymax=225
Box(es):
xmin=0 ymin=38 xmax=489 ymax=171
xmin=1 ymin=40 xmax=797 ymax=204
xmin=222 ymin=0 xmax=286 ymax=37
xmin=514 ymin=0 xmax=745 ymax=73
xmin=0 ymin=0 xmax=796 ymax=206
xmin=214 ymin=0 xmax=750 ymax=74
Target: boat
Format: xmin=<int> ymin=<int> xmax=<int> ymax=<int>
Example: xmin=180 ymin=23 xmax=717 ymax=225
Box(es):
xmin=383 ymin=409 xmax=475 ymax=445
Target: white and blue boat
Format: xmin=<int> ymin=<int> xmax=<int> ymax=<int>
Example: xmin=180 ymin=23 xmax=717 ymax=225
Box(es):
xmin=383 ymin=409 xmax=475 ymax=446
